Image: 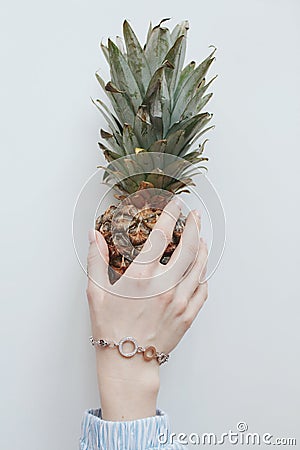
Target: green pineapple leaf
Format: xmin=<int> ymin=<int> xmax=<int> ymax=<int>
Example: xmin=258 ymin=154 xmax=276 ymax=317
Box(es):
xmin=170 ymin=20 xmax=189 ymax=45
xmin=94 ymin=20 xmax=217 ymax=192
xmin=144 ymin=20 xmax=172 ymax=74
xmin=142 ymin=65 xmax=171 ymax=139
xmin=164 ymin=34 xmax=187 ymax=99
xmin=172 ymin=47 xmax=216 ymax=124
xmin=123 ymin=20 xmax=151 ymax=97
xmin=174 ymin=61 xmax=196 ymax=100
xmin=108 ymin=38 xmax=143 ymax=112
xmin=181 ymin=93 xmax=213 ymax=120
xmin=123 ymin=123 xmax=140 ymax=154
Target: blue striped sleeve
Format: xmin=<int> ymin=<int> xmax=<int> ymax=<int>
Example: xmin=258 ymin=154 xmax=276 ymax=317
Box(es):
xmin=80 ymin=408 xmax=186 ymax=449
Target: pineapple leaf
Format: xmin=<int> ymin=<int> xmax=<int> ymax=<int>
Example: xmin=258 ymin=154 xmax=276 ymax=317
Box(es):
xmin=144 ymin=21 xmax=171 ymax=75
xmin=181 ymin=73 xmax=219 ymax=121
xmin=168 ymin=113 xmax=213 ymax=156
xmin=163 ymin=158 xmax=192 ymax=179
xmin=170 ymin=20 xmax=189 ymax=45
xmin=92 ymin=98 xmax=124 ymax=148
xmin=100 ymin=129 xmax=113 ymax=139
xmin=181 ymin=92 xmax=213 ymax=120
xmin=95 ymin=20 xmax=216 ymax=192
xmin=184 ymin=125 xmax=215 ymax=152
xmin=100 ymin=129 xmax=124 ymax=156
xmin=164 ymin=130 xmax=186 ymax=155
xmin=95 ymin=72 xmax=135 ymax=125
xmin=174 ymin=61 xmax=196 ymax=100
xmin=145 ymin=21 xmax=153 ymax=48
xmin=116 ymin=35 xmax=125 ymax=54
xmin=164 ymin=34 xmax=187 ymax=100
xmin=105 ymin=81 xmax=125 ymax=93
xmin=148 ymin=139 xmax=167 ymax=152
xmin=108 ymin=38 xmax=143 ymax=112
xmin=123 ymin=123 xmax=140 ymax=154
xmin=183 ymin=151 xmax=209 ymax=164
xmin=102 ymin=157 xmax=140 ymax=185
xmin=101 ymin=147 xmax=122 ymax=162
xmin=198 ymin=138 xmax=209 ymax=155
xmin=93 ymin=97 xmax=121 ymax=130
xmin=165 ymin=178 xmax=195 ymax=192
xmin=133 ymin=113 xmax=157 ymax=149
xmin=142 ymin=65 xmax=171 ymax=139
xmin=167 ymin=112 xmax=211 ymax=138
xmin=95 ymin=72 xmax=106 ymax=90
xmin=146 ymin=169 xmax=167 ymax=189
xmin=172 ymin=47 xmax=216 ymax=124
xmin=123 ymin=20 xmax=151 ymax=97
xmin=100 ymin=41 xmax=110 ymax=63
xmin=98 ymin=165 xmax=123 ymax=182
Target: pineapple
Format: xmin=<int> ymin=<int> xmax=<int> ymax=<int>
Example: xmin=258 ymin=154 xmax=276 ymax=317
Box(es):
xmin=94 ymin=19 xmax=216 ymax=282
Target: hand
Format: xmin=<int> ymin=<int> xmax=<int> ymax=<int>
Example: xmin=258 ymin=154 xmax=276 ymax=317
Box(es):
xmin=86 ymin=198 xmax=208 ymax=420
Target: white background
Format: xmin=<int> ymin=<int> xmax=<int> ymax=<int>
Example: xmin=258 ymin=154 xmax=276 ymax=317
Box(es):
xmin=1 ymin=0 xmax=299 ymax=448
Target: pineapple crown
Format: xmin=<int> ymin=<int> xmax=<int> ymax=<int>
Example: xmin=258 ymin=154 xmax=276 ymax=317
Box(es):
xmin=94 ymin=18 xmax=217 ymax=195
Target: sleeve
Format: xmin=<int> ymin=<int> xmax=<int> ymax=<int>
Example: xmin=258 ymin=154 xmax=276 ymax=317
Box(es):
xmin=79 ymin=408 xmax=186 ymax=450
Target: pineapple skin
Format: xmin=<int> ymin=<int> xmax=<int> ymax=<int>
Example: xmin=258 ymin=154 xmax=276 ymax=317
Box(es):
xmin=95 ymin=188 xmax=186 ymax=282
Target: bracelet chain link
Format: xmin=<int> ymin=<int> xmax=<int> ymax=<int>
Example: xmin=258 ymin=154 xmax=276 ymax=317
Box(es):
xmin=89 ymin=336 xmax=169 ymax=365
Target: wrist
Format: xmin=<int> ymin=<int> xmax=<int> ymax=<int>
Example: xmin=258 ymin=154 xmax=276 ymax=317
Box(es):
xmin=95 ymin=349 xmax=160 ymax=421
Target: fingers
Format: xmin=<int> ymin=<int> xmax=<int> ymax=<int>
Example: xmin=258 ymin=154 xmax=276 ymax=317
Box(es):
xmin=182 ymin=281 xmax=209 ymax=328
xmin=174 ymin=238 xmax=208 ymax=300
xmin=125 ymin=197 xmax=182 ymax=277
xmin=87 ymin=229 xmax=109 ymax=288
xmin=165 ymin=209 xmax=201 ymax=284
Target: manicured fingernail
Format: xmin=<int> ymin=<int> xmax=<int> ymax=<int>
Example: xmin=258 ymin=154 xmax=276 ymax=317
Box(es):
xmin=199 ymin=267 xmax=207 ymax=283
xmin=173 ymin=196 xmax=182 ymax=208
xmin=88 ymin=229 xmax=96 ymax=243
xmin=194 ymin=209 xmax=201 ymax=217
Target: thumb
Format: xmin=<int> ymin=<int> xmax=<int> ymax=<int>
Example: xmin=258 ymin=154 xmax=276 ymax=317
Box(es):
xmin=87 ymin=229 xmax=109 ymax=287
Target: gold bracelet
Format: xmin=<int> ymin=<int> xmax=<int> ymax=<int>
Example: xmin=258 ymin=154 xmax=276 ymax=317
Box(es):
xmin=89 ymin=336 xmax=169 ymax=365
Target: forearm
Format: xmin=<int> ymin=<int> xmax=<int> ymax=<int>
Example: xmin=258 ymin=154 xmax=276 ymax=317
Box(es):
xmin=95 ymin=348 xmax=160 ymax=421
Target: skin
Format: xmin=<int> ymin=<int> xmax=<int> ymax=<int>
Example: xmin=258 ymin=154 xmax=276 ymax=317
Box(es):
xmin=86 ymin=198 xmax=208 ymax=421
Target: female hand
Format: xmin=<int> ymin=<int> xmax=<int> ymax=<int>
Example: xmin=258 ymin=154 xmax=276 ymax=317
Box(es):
xmin=86 ymin=198 xmax=208 ymax=420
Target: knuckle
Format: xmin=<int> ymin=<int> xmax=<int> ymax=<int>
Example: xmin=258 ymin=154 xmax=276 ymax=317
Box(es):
xmin=173 ymin=298 xmax=188 ymax=316
xmin=197 ymin=261 xmax=206 ymax=278
xmin=161 ymin=290 xmax=174 ymax=305
xmin=87 ymin=251 xmax=98 ymax=267
xmin=86 ymin=282 xmax=99 ymax=300
xmin=86 ymin=285 xmax=93 ymax=301
xmin=201 ymin=243 xmax=208 ymax=258
xmin=202 ymin=282 xmax=209 ymax=300
xmin=164 ymin=231 xmax=173 ymax=243
xmin=185 ymin=241 xmax=197 ymax=257
xmin=131 ymin=265 xmax=152 ymax=282
xmin=152 ymin=228 xmax=170 ymax=244
xmin=182 ymin=313 xmax=193 ymax=329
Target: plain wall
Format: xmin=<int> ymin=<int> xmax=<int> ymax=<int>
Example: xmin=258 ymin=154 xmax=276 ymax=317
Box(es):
xmin=1 ymin=0 xmax=299 ymax=448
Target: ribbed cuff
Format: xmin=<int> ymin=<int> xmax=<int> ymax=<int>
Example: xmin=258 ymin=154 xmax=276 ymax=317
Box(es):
xmin=80 ymin=408 xmax=171 ymax=450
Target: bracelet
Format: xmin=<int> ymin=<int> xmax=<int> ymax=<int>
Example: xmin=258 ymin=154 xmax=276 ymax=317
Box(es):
xmin=89 ymin=336 xmax=169 ymax=365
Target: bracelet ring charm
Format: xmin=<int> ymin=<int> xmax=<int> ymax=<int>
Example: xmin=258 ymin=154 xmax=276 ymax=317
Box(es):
xmin=118 ymin=336 xmax=138 ymax=358
xmin=89 ymin=336 xmax=169 ymax=365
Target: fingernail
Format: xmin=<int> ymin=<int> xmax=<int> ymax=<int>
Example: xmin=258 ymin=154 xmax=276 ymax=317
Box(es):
xmin=88 ymin=229 xmax=96 ymax=243
xmin=173 ymin=196 xmax=182 ymax=208
xmin=192 ymin=210 xmax=201 ymax=223
xmin=199 ymin=267 xmax=207 ymax=283
xmin=200 ymin=237 xmax=207 ymax=248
